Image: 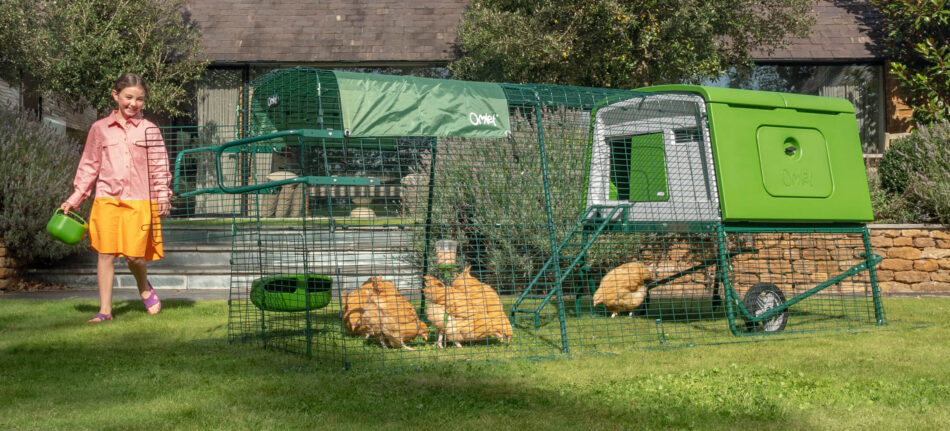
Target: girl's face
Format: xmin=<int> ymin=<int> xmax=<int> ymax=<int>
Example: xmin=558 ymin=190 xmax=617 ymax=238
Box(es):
xmin=111 ymin=85 xmax=146 ymax=121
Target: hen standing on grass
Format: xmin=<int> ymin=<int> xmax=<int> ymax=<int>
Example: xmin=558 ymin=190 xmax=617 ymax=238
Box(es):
xmin=342 ymin=279 xmax=374 ymax=335
xmin=422 ymin=275 xmax=458 ymax=348
xmin=423 ymin=267 xmax=513 ymax=348
xmin=343 ymin=277 xmax=428 ymax=349
xmin=593 ymin=262 xmax=653 ymax=318
xmin=452 ymin=267 xmax=512 ymax=343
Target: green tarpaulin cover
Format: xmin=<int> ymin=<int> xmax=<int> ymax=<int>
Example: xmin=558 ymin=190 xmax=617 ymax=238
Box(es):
xmin=334 ymin=71 xmax=511 ymax=138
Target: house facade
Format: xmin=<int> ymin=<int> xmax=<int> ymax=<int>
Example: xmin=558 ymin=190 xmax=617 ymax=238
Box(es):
xmin=3 ymin=1 xmax=909 ymax=153
xmin=185 ymin=0 xmax=907 ymax=154
xmin=745 ymin=0 xmax=912 ymax=153
xmin=0 ymin=64 xmax=97 ymax=140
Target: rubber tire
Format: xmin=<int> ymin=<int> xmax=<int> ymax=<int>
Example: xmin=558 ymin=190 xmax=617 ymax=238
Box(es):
xmin=742 ymin=282 xmax=788 ymax=333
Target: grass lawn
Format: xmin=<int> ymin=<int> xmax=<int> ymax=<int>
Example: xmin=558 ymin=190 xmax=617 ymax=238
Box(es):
xmin=1 ymin=297 xmax=947 ymax=430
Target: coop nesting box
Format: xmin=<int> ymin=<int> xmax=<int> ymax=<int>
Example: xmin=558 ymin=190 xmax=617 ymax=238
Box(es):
xmin=587 ymin=85 xmax=873 ymax=223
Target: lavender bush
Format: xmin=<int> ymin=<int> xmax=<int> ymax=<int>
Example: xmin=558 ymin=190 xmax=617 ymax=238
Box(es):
xmin=0 ymin=107 xmax=87 ymax=262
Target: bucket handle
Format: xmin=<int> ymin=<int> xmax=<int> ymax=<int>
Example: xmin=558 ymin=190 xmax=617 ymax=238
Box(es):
xmin=54 ymin=208 xmax=88 ymax=226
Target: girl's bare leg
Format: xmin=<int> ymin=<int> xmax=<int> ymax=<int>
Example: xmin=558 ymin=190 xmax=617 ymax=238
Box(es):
xmin=127 ymin=257 xmax=160 ymax=314
xmin=92 ymin=253 xmax=116 ymax=320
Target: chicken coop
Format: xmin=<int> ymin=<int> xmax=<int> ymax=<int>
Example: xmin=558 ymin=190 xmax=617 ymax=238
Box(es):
xmin=157 ymin=67 xmax=884 ymax=369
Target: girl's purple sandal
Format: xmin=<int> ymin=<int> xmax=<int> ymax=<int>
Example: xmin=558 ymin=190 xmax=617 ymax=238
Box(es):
xmin=143 ymin=281 xmax=162 ymax=315
xmin=88 ymin=313 xmax=112 ymax=323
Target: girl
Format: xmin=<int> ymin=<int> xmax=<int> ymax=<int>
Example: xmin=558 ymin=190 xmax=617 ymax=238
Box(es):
xmin=60 ymin=73 xmax=172 ymax=322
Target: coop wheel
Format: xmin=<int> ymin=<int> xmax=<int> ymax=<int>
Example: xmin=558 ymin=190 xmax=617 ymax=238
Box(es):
xmin=742 ymin=282 xmax=788 ymax=333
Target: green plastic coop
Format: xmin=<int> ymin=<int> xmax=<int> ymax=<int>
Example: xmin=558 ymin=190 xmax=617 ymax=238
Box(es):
xmin=158 ymin=67 xmax=884 ymax=369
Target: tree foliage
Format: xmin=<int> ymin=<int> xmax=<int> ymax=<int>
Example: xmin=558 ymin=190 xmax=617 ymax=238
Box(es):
xmin=874 ymin=0 xmax=950 ymax=124
xmin=0 ymin=0 xmax=208 ymax=117
xmin=449 ymin=0 xmax=815 ymax=88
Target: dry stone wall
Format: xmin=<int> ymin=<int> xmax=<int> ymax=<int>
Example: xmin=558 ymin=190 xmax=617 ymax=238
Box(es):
xmin=612 ymin=226 xmax=950 ymax=298
xmin=870 ymin=226 xmax=950 ymax=294
xmin=0 ymin=239 xmax=23 ymax=290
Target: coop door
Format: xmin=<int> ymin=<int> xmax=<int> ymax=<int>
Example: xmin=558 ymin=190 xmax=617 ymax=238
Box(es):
xmin=608 ymin=133 xmax=669 ymax=202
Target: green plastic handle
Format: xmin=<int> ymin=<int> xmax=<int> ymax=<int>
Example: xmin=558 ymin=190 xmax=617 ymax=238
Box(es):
xmin=55 ymin=208 xmax=88 ymax=226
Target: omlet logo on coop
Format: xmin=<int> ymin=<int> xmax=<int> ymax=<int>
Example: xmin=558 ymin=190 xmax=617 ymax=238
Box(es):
xmin=469 ymin=112 xmax=498 ymax=127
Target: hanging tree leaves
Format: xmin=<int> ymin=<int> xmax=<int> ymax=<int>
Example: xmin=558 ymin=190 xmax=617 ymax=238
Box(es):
xmin=0 ymin=0 xmax=208 ymax=117
xmin=450 ymin=0 xmax=815 ymax=88
xmin=873 ymin=0 xmax=950 ymax=125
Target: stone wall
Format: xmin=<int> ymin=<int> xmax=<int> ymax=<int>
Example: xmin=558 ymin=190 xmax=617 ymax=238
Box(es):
xmin=0 ymin=239 xmax=23 ymax=290
xmin=618 ymin=226 xmax=950 ymax=298
xmin=7 ymin=228 xmax=950 ymax=295
xmin=870 ymin=226 xmax=950 ymax=294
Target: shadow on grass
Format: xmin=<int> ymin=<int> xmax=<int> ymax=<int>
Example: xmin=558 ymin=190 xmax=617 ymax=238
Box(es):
xmin=1 ymin=328 xmax=804 ymax=429
xmin=74 ymin=299 xmax=198 ymax=318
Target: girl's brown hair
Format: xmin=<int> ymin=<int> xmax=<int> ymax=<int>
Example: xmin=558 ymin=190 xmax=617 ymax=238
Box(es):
xmin=113 ymin=73 xmax=148 ymax=96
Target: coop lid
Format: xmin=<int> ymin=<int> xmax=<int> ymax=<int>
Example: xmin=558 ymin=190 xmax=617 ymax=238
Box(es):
xmin=333 ymin=71 xmax=512 ymax=138
xmin=636 ymin=85 xmax=855 ymax=114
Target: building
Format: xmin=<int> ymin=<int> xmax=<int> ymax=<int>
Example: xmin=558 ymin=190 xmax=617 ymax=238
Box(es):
xmin=2 ymin=1 xmax=910 ymax=153
xmin=744 ymin=0 xmax=912 ymax=153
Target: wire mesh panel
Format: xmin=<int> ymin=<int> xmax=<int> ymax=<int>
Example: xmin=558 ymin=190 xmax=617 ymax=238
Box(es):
xmin=174 ymin=67 xmax=888 ymax=369
xmin=145 ymin=125 xmax=245 ymax=245
xmin=723 ymin=226 xmax=884 ymax=335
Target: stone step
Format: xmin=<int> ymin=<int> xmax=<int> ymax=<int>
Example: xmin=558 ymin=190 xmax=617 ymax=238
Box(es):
xmin=30 ymin=251 xmax=418 ymax=291
xmin=161 ymin=224 xmax=413 ymax=248
xmin=29 ymin=225 xmax=424 ymax=292
xmin=30 ymin=267 xmax=424 ymax=293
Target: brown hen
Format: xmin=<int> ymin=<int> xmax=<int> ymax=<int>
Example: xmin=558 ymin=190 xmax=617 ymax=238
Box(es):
xmin=423 ymin=267 xmax=512 ymax=348
xmin=592 ymin=262 xmax=652 ymax=318
xmin=344 ymin=277 xmax=428 ymax=349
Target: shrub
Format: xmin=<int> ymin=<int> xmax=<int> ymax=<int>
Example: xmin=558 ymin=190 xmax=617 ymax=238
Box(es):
xmin=878 ymin=132 xmax=922 ymax=195
xmin=903 ymin=121 xmax=950 ymax=224
xmin=875 ymin=120 xmax=950 ymax=224
xmin=0 ymin=107 xmax=88 ymax=263
xmin=867 ymin=169 xmax=928 ymax=224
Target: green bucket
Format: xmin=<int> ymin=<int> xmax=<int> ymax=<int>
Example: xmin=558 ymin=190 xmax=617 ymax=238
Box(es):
xmin=46 ymin=209 xmax=88 ymax=244
xmin=250 ymin=274 xmax=332 ymax=312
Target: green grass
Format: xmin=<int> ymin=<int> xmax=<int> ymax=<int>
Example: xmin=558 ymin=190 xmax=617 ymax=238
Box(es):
xmin=1 ymin=297 xmax=948 ymax=430
xmin=227 ymin=294 xmax=884 ymax=368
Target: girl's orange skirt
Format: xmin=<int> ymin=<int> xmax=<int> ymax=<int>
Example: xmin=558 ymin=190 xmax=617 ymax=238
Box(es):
xmin=88 ymin=197 xmax=164 ymax=261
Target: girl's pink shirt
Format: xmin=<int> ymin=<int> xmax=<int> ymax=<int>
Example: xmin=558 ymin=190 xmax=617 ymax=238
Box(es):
xmin=66 ymin=111 xmax=172 ymax=208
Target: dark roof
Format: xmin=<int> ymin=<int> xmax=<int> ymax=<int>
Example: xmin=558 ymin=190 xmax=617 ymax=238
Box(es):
xmin=185 ymin=0 xmax=470 ymax=64
xmin=187 ymin=1 xmax=883 ymax=65
xmin=752 ymin=0 xmax=884 ymax=61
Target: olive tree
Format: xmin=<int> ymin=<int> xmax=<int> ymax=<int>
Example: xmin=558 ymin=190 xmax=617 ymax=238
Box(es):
xmin=450 ymin=0 xmax=815 ymax=88
xmin=0 ymin=0 xmax=208 ymax=117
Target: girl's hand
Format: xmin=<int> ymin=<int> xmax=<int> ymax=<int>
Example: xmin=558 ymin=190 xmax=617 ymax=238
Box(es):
xmin=158 ymin=201 xmax=171 ymax=217
xmin=59 ymin=202 xmax=73 ymax=213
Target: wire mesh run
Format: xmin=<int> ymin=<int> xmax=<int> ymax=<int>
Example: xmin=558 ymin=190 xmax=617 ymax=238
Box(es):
xmin=154 ymin=67 xmax=884 ymax=369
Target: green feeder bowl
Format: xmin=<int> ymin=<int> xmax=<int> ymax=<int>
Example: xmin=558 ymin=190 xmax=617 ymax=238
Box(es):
xmin=250 ymin=274 xmax=332 ymax=312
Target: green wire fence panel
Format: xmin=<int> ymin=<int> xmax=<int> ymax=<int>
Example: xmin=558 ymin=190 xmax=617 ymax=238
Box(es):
xmin=144 ymin=124 xmax=242 ymax=243
xmin=158 ymin=67 xmax=884 ymax=369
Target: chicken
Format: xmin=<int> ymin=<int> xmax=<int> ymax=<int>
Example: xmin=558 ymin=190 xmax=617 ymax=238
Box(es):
xmin=592 ymin=262 xmax=653 ymax=318
xmin=342 ymin=279 xmax=375 ymax=334
xmin=451 ymin=267 xmax=512 ymax=343
xmin=423 ymin=267 xmax=512 ymax=348
xmin=345 ymin=277 xmax=428 ymax=350
xmin=422 ymin=275 xmax=464 ymax=348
